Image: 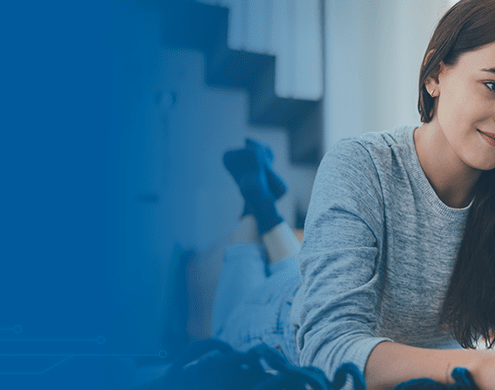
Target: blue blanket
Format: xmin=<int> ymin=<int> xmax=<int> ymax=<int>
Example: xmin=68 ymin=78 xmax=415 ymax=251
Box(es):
xmin=159 ymin=339 xmax=479 ymax=390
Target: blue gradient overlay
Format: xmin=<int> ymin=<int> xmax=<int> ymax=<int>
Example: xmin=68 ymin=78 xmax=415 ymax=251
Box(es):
xmin=0 ymin=0 xmax=315 ymax=388
xmin=0 ymin=1 xmax=182 ymax=389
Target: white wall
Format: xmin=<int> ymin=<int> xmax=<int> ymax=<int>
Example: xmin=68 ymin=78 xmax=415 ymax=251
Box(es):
xmin=323 ymin=0 xmax=454 ymax=151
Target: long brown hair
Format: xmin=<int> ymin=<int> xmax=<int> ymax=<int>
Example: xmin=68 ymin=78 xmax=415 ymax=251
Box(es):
xmin=418 ymin=0 xmax=495 ymax=348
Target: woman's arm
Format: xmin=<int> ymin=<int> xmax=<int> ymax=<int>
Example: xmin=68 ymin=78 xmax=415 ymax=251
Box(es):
xmin=366 ymin=341 xmax=495 ymax=390
xmin=294 ymin=141 xmax=393 ymax=381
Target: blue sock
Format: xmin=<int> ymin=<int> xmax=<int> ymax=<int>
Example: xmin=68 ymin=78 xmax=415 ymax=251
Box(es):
xmin=245 ymin=139 xmax=287 ymax=201
xmin=223 ymin=149 xmax=283 ymax=235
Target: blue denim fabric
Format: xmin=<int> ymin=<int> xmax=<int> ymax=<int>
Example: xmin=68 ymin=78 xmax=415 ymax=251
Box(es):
xmin=211 ymin=243 xmax=302 ymax=365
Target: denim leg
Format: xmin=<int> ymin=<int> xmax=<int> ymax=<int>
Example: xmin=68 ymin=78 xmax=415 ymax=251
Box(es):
xmin=211 ymin=243 xmax=268 ymax=337
xmin=212 ymin=249 xmax=301 ymax=361
xmin=268 ymin=254 xmax=301 ymax=281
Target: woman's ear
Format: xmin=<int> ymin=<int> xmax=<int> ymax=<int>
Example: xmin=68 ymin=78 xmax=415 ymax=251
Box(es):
xmin=425 ymin=61 xmax=444 ymax=98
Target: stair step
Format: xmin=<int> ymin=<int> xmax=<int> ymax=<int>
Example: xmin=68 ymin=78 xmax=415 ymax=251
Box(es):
xmin=250 ymin=95 xmax=320 ymax=128
xmin=206 ymin=48 xmax=275 ymax=90
xmin=161 ymin=0 xmax=323 ymax=167
xmin=288 ymin=100 xmax=323 ymax=165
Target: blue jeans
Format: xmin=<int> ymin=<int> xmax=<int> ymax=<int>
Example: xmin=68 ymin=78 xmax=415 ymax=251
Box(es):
xmin=211 ymin=243 xmax=302 ymax=365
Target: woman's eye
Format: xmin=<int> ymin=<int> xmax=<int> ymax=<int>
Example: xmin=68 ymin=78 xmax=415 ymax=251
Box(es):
xmin=485 ymin=82 xmax=495 ymax=92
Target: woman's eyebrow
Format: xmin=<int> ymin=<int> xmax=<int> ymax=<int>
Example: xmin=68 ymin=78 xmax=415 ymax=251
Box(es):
xmin=481 ymin=67 xmax=495 ymax=74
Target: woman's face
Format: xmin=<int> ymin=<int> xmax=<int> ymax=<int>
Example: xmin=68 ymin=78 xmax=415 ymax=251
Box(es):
xmin=430 ymin=41 xmax=495 ymax=171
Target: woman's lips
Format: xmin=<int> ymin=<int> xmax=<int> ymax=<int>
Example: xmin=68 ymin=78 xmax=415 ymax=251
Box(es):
xmin=478 ymin=129 xmax=495 ymax=147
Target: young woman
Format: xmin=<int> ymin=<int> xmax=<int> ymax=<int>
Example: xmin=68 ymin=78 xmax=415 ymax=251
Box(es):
xmin=212 ymin=1 xmax=495 ymax=389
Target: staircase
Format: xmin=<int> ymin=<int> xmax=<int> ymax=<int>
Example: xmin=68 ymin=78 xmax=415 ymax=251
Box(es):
xmin=161 ymin=0 xmax=323 ymax=166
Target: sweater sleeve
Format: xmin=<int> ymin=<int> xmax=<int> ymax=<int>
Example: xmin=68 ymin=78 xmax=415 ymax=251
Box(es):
xmin=293 ymin=139 xmax=393 ymax=384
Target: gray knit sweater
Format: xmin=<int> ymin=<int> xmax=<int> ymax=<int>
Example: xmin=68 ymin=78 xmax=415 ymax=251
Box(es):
xmin=290 ymin=125 xmax=470 ymax=383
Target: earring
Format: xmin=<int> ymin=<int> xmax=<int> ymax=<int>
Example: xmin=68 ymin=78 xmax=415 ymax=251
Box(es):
xmin=430 ymin=90 xmax=435 ymax=97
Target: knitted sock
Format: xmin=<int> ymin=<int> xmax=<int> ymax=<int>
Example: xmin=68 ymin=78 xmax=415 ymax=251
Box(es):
xmin=246 ymin=138 xmax=274 ymax=164
xmin=223 ymin=149 xmax=283 ymax=236
xmin=245 ymin=138 xmax=287 ymax=201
